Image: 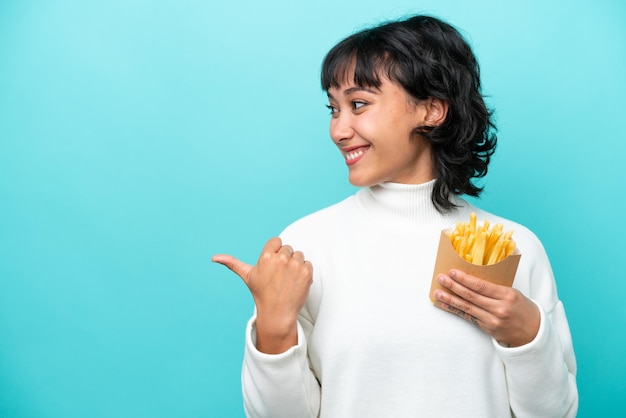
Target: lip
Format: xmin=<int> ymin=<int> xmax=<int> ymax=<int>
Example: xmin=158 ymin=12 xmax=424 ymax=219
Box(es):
xmin=342 ymin=145 xmax=370 ymax=166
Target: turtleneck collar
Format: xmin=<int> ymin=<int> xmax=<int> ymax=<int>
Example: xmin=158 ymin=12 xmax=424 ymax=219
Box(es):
xmin=355 ymin=180 xmax=470 ymax=228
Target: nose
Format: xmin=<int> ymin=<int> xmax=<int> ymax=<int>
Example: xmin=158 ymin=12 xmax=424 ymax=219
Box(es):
xmin=329 ymin=112 xmax=354 ymax=144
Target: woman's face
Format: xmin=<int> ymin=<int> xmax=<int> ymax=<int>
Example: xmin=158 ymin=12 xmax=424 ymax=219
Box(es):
xmin=326 ymin=77 xmax=438 ymax=187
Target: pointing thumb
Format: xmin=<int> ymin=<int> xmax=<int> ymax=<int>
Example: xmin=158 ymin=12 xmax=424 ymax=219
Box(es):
xmin=212 ymin=254 xmax=253 ymax=283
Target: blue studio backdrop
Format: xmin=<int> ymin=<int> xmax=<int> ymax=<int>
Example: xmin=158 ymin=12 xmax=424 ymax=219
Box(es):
xmin=1 ymin=1 xmax=624 ymax=417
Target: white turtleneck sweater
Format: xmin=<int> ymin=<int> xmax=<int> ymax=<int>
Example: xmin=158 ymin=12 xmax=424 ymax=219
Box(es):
xmin=241 ymin=182 xmax=578 ymax=418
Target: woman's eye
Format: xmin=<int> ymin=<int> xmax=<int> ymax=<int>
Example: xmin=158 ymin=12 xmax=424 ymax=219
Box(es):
xmin=352 ymin=101 xmax=366 ymax=110
xmin=326 ymin=104 xmax=338 ymax=115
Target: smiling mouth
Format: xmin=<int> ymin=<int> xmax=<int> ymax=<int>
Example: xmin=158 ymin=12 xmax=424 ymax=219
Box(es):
xmin=344 ymin=145 xmax=370 ymax=166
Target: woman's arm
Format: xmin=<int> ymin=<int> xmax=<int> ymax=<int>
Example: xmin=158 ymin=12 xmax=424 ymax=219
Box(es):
xmin=213 ymin=237 xmax=320 ymax=417
xmin=242 ymin=312 xmax=321 ymax=418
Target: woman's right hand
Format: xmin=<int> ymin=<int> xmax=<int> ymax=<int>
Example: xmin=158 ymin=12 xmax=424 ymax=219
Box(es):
xmin=212 ymin=237 xmax=313 ymax=354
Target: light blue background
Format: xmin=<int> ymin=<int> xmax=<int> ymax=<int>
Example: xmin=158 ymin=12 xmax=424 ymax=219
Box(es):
xmin=1 ymin=0 xmax=624 ymax=417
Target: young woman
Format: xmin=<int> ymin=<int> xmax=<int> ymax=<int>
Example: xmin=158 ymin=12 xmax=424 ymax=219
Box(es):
xmin=213 ymin=14 xmax=578 ymax=418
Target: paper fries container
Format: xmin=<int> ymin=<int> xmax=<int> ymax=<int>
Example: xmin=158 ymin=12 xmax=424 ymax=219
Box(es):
xmin=429 ymin=230 xmax=521 ymax=304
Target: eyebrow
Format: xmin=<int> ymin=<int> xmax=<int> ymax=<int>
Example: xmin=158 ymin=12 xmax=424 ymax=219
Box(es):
xmin=327 ymin=86 xmax=378 ymax=100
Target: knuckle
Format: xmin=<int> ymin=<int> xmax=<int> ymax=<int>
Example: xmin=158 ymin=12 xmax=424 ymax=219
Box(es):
xmin=483 ymin=317 xmax=499 ymax=331
xmin=492 ymin=317 xmax=506 ymax=332
xmin=260 ymin=252 xmax=273 ymax=263
xmin=455 ymin=274 xmax=466 ymax=285
xmin=493 ymin=306 xmax=510 ymax=321
xmin=461 ymin=302 xmax=472 ymax=314
xmin=510 ymin=291 xmax=524 ymax=305
xmin=473 ymin=279 xmax=487 ymax=294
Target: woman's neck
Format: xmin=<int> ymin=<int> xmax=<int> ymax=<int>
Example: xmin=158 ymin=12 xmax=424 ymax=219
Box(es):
xmin=356 ymin=180 xmax=468 ymax=227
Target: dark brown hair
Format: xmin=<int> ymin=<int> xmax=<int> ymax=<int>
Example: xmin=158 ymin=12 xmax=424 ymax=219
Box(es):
xmin=321 ymin=15 xmax=497 ymax=212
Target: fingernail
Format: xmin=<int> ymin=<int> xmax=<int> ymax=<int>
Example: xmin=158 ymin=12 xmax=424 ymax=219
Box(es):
xmin=434 ymin=290 xmax=442 ymax=299
xmin=437 ymin=275 xmax=445 ymax=284
xmin=449 ymin=270 xmax=457 ymax=278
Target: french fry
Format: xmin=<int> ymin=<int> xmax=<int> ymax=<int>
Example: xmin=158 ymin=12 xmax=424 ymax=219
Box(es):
xmin=486 ymin=238 xmax=504 ymax=265
xmin=469 ymin=211 xmax=477 ymax=234
xmin=458 ymin=238 xmax=468 ymax=259
xmin=448 ymin=212 xmax=516 ymax=266
xmin=471 ymin=231 xmax=486 ymax=264
xmin=505 ymin=239 xmax=516 ymax=258
xmin=485 ymin=223 xmax=503 ymax=256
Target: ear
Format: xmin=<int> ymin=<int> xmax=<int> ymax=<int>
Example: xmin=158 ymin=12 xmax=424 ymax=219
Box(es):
xmin=423 ymin=97 xmax=448 ymax=127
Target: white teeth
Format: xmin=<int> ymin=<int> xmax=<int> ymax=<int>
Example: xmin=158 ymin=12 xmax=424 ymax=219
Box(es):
xmin=346 ymin=148 xmax=365 ymax=160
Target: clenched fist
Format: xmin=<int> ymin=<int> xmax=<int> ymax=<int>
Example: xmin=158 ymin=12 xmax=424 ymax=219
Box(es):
xmin=212 ymin=237 xmax=313 ymax=354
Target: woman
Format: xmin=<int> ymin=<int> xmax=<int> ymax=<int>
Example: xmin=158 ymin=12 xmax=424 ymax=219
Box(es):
xmin=213 ymin=14 xmax=577 ymax=418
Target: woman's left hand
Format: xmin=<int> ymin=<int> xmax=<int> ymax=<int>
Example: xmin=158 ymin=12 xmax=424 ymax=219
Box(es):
xmin=434 ymin=269 xmax=541 ymax=347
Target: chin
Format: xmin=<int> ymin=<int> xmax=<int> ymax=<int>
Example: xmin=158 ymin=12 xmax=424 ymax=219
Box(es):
xmin=348 ymin=174 xmax=379 ymax=188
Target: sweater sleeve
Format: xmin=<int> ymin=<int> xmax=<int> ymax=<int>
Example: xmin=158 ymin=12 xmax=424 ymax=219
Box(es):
xmin=241 ymin=313 xmax=321 ymax=418
xmin=493 ymin=232 xmax=578 ymax=418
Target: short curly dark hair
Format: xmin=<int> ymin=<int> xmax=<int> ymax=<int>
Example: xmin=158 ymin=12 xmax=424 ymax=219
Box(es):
xmin=321 ymin=14 xmax=497 ymax=213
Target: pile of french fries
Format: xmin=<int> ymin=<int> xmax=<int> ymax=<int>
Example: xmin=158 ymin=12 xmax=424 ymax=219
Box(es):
xmin=449 ymin=212 xmax=516 ymax=265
